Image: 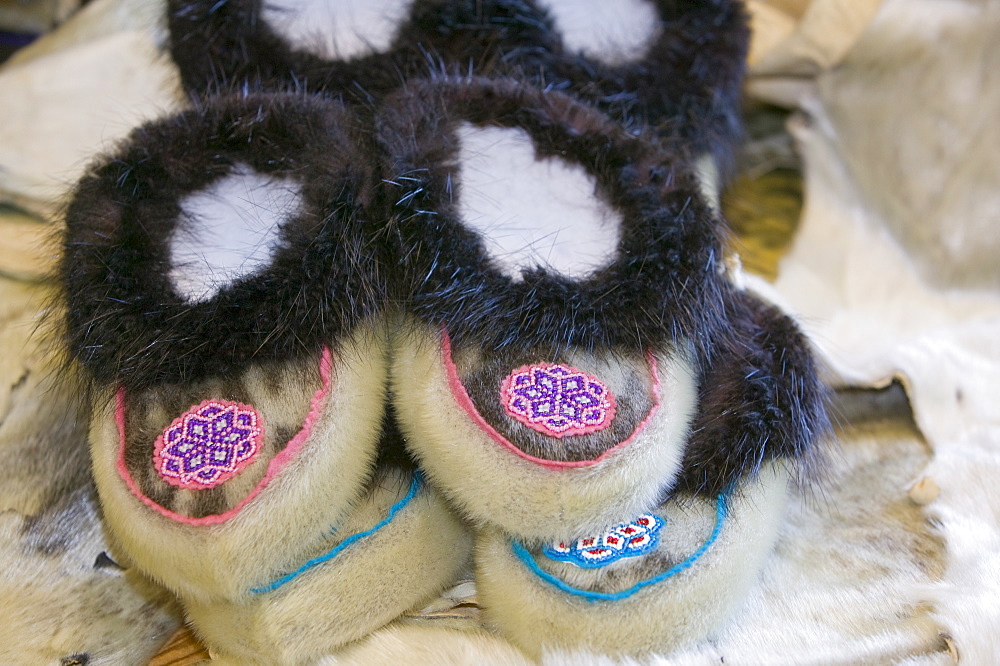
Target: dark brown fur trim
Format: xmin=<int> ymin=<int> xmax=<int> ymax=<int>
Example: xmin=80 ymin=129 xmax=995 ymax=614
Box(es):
xmin=376 ymin=77 xmax=729 ymax=355
xmin=167 ymin=0 xmax=748 ymax=170
xmin=62 ymin=92 xmax=388 ymax=389
xmin=677 ymin=290 xmax=831 ymax=495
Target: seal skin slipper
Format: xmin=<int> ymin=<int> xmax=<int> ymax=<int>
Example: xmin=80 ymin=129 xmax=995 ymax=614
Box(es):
xmin=61 ymin=92 xmax=469 ymax=663
xmin=166 ymin=0 xmax=748 ymax=170
xmin=476 ymin=462 xmax=791 ymax=659
xmin=379 ymin=77 xmax=732 ymax=541
xmin=378 ymin=77 xmax=829 ymax=657
xmin=473 ymin=294 xmax=829 ymax=659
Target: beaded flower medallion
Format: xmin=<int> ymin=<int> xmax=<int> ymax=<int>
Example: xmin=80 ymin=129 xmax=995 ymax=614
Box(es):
xmin=153 ymin=400 xmax=264 ymax=489
xmin=543 ymin=514 xmax=664 ymax=568
xmin=501 ymin=363 xmax=616 ymax=437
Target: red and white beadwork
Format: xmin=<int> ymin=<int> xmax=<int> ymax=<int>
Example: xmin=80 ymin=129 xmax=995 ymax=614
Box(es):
xmin=543 ymin=513 xmax=664 ymax=568
xmin=153 ymin=400 xmax=264 ymax=489
xmin=501 ymin=363 xmax=616 ymax=437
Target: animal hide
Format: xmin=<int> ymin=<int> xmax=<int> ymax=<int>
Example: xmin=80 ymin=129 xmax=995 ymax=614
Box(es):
xmin=747 ymin=0 xmax=1000 ymax=661
xmin=0 ymin=277 xmax=181 ymax=665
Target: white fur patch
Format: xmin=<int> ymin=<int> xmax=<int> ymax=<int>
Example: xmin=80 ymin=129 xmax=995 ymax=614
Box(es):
xmin=536 ymin=0 xmax=660 ymax=66
xmin=457 ymin=123 xmax=621 ymax=282
xmin=169 ymin=163 xmax=301 ymax=303
xmin=261 ymin=0 xmax=413 ymax=60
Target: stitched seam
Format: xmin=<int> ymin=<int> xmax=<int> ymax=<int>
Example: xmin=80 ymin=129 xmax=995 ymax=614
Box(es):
xmin=250 ymin=474 xmax=422 ymax=594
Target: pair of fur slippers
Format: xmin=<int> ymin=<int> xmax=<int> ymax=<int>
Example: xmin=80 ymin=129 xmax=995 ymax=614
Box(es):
xmin=60 ymin=0 xmax=827 ymax=663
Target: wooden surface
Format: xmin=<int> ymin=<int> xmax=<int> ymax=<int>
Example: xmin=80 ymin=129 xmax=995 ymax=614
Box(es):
xmin=148 ymin=629 xmax=210 ymax=666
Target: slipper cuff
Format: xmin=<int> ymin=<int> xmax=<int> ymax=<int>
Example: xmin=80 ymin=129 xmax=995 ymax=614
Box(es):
xmin=62 ymin=92 xmax=387 ymax=389
xmin=376 ymin=76 xmax=728 ymax=355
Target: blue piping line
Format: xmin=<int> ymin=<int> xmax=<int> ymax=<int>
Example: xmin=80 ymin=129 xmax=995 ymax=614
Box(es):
xmin=251 ymin=474 xmax=422 ymax=594
xmin=511 ymin=493 xmax=728 ymax=602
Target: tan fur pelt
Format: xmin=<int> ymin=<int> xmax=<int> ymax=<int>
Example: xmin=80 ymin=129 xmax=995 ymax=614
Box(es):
xmin=0 ymin=282 xmax=179 ymax=665
xmin=0 ymin=495 xmax=180 ymax=666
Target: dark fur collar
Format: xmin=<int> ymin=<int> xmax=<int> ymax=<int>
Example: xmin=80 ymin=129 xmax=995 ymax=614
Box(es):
xmin=168 ymin=0 xmax=749 ymax=171
xmin=62 ymin=93 xmax=389 ymax=390
xmin=376 ymin=76 xmax=730 ymax=356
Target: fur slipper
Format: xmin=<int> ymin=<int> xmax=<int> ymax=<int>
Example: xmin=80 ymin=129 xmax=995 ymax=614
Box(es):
xmin=476 ymin=462 xmax=790 ymax=659
xmin=167 ymin=0 xmax=748 ymax=170
xmin=381 ymin=76 xmax=826 ymax=533
xmin=62 ymin=93 xmax=470 ymax=661
xmin=376 ymin=78 xmax=826 ymax=657
xmin=379 ymin=78 xmax=694 ymax=537
xmin=179 ymin=463 xmax=470 ymax=664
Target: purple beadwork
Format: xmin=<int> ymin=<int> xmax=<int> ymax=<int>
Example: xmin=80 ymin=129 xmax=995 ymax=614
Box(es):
xmin=501 ymin=363 xmax=616 ymax=437
xmin=153 ymin=400 xmax=263 ymax=489
xmin=544 ymin=514 xmax=665 ymax=568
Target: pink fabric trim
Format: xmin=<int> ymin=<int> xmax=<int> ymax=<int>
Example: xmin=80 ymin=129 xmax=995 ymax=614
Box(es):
xmin=115 ymin=348 xmax=334 ymax=526
xmin=441 ymin=332 xmax=662 ymax=469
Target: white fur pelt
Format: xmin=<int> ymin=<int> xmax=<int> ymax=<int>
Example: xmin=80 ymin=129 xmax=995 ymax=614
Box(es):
xmin=748 ymin=1 xmax=1000 ymax=662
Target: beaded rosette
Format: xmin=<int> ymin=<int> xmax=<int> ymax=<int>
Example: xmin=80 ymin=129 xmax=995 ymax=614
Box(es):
xmin=501 ymin=363 xmax=616 ymax=437
xmin=153 ymin=400 xmax=264 ymax=489
xmin=543 ymin=514 xmax=665 ymax=568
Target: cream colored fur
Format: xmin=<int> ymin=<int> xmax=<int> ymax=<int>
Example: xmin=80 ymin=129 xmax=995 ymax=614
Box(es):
xmin=261 ymin=0 xmax=412 ymax=60
xmin=186 ymin=468 xmax=472 ymax=665
xmin=456 ymin=123 xmax=622 ymax=282
xmin=535 ymin=0 xmax=660 ymax=66
xmin=476 ymin=463 xmax=789 ymax=660
xmin=393 ymin=323 xmax=699 ymax=541
xmin=89 ymin=321 xmax=390 ymax=601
